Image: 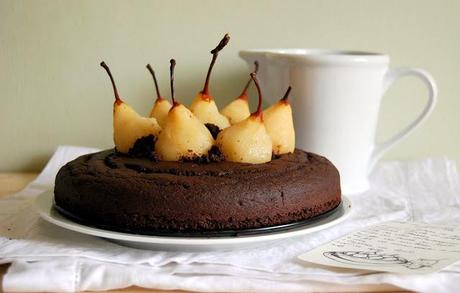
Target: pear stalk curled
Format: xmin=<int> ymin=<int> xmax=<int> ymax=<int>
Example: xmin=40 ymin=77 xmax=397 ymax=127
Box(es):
xmin=100 ymin=62 xmax=160 ymax=154
xmin=216 ymin=73 xmax=272 ymax=164
xmin=155 ymin=59 xmax=214 ymax=161
xmin=221 ymin=61 xmax=259 ymax=124
xmin=264 ymin=86 xmax=296 ymax=155
xmin=146 ymin=64 xmax=172 ymax=127
xmin=190 ymin=34 xmax=230 ymax=129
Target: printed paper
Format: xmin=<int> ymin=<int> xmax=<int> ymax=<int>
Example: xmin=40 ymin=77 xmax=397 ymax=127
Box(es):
xmin=298 ymin=221 xmax=460 ymax=273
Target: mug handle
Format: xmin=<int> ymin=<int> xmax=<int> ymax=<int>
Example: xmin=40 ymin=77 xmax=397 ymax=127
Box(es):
xmin=368 ymin=68 xmax=438 ymax=172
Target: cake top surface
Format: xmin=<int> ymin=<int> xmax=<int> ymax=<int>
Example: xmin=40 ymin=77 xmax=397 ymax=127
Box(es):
xmin=69 ymin=148 xmax=332 ymax=179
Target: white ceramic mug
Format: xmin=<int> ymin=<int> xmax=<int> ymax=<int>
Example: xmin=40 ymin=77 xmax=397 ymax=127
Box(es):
xmin=239 ymin=49 xmax=437 ymax=194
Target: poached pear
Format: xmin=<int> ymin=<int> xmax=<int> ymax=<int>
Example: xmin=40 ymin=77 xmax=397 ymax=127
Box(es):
xmin=146 ymin=64 xmax=172 ymax=127
xmin=216 ymin=73 xmax=272 ymax=164
xmin=100 ymin=62 xmax=161 ymax=154
xmin=221 ymin=61 xmax=259 ymax=124
xmin=155 ymin=59 xmax=214 ymax=161
xmin=190 ymin=34 xmax=230 ymax=129
xmin=264 ymin=86 xmax=296 ymax=155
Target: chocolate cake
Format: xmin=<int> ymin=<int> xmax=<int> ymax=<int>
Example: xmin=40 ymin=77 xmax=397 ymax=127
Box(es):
xmin=54 ymin=149 xmax=341 ymax=234
xmin=54 ymin=35 xmax=342 ymax=236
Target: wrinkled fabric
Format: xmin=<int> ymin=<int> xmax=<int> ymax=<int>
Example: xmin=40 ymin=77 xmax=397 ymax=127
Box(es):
xmin=0 ymin=146 xmax=459 ymax=292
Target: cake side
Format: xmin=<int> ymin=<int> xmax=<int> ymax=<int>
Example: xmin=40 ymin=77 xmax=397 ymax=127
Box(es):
xmin=54 ymin=149 xmax=341 ymax=233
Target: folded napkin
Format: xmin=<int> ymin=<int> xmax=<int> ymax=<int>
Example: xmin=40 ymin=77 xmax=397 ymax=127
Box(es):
xmin=1 ymin=146 xmax=459 ymax=292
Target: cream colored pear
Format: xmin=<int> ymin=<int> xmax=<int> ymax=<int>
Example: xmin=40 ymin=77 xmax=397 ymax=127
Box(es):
xmin=190 ymin=95 xmax=230 ymax=129
xmin=155 ymin=60 xmax=214 ymax=161
xmin=149 ymin=99 xmax=171 ymax=128
xmin=221 ymin=61 xmax=259 ymax=124
xmin=264 ymin=86 xmax=296 ymax=155
xmin=156 ymin=104 xmax=214 ymax=161
xmin=146 ymin=64 xmax=172 ymax=127
xmin=216 ymin=73 xmax=272 ymax=164
xmin=190 ymin=34 xmax=230 ymax=129
xmin=113 ymin=103 xmax=161 ymax=153
xmin=216 ymin=115 xmax=272 ymax=163
xmin=100 ymin=62 xmax=161 ymax=154
xmin=221 ymin=98 xmax=250 ymax=124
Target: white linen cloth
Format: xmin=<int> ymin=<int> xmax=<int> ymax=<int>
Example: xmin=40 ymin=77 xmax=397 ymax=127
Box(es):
xmin=1 ymin=146 xmax=460 ymax=292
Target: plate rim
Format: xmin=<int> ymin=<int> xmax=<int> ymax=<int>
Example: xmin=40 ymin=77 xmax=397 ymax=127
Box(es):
xmin=35 ymin=190 xmax=352 ymax=246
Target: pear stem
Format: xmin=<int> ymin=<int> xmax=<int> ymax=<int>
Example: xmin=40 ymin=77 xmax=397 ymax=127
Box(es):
xmin=201 ymin=33 xmax=230 ymax=96
xmin=170 ymin=59 xmax=177 ymax=105
xmin=146 ymin=64 xmax=163 ymax=101
xmin=250 ymin=73 xmax=263 ymax=118
xmin=253 ymin=60 xmax=259 ymax=74
xmin=281 ymin=86 xmax=292 ymax=102
xmin=100 ymin=61 xmax=122 ymax=104
xmin=239 ymin=61 xmax=259 ymax=99
xmin=239 ymin=79 xmax=252 ymax=100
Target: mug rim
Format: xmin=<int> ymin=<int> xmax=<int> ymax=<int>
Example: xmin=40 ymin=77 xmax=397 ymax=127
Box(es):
xmin=239 ymin=49 xmax=389 ymax=64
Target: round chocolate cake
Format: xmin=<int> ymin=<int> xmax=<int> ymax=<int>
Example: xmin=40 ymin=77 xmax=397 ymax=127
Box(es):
xmin=54 ymin=149 xmax=341 ymax=235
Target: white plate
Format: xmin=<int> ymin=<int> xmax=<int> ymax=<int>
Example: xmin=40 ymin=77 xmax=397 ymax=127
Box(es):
xmin=35 ymin=190 xmax=352 ymax=251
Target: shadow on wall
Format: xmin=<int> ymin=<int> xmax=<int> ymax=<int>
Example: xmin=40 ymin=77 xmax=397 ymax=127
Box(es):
xmin=16 ymin=153 xmax=52 ymax=173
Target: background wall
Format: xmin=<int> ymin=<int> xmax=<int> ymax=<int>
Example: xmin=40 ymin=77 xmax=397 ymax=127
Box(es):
xmin=1 ymin=0 xmax=459 ymax=172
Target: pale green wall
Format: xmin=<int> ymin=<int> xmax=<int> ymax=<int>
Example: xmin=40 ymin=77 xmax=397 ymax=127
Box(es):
xmin=1 ymin=0 xmax=459 ymax=172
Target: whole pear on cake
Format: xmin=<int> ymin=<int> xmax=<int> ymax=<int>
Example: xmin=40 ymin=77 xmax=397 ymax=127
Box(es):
xmin=100 ymin=62 xmax=161 ymax=154
xmin=190 ymin=34 xmax=230 ymax=130
xmin=216 ymin=73 xmax=272 ymax=164
xmin=146 ymin=64 xmax=172 ymax=127
xmin=264 ymin=86 xmax=295 ymax=155
xmin=221 ymin=61 xmax=259 ymax=124
xmin=155 ymin=59 xmax=214 ymax=161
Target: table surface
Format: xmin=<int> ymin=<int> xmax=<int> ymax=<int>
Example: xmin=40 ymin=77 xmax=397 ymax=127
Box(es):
xmin=0 ymin=172 xmax=407 ymax=293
